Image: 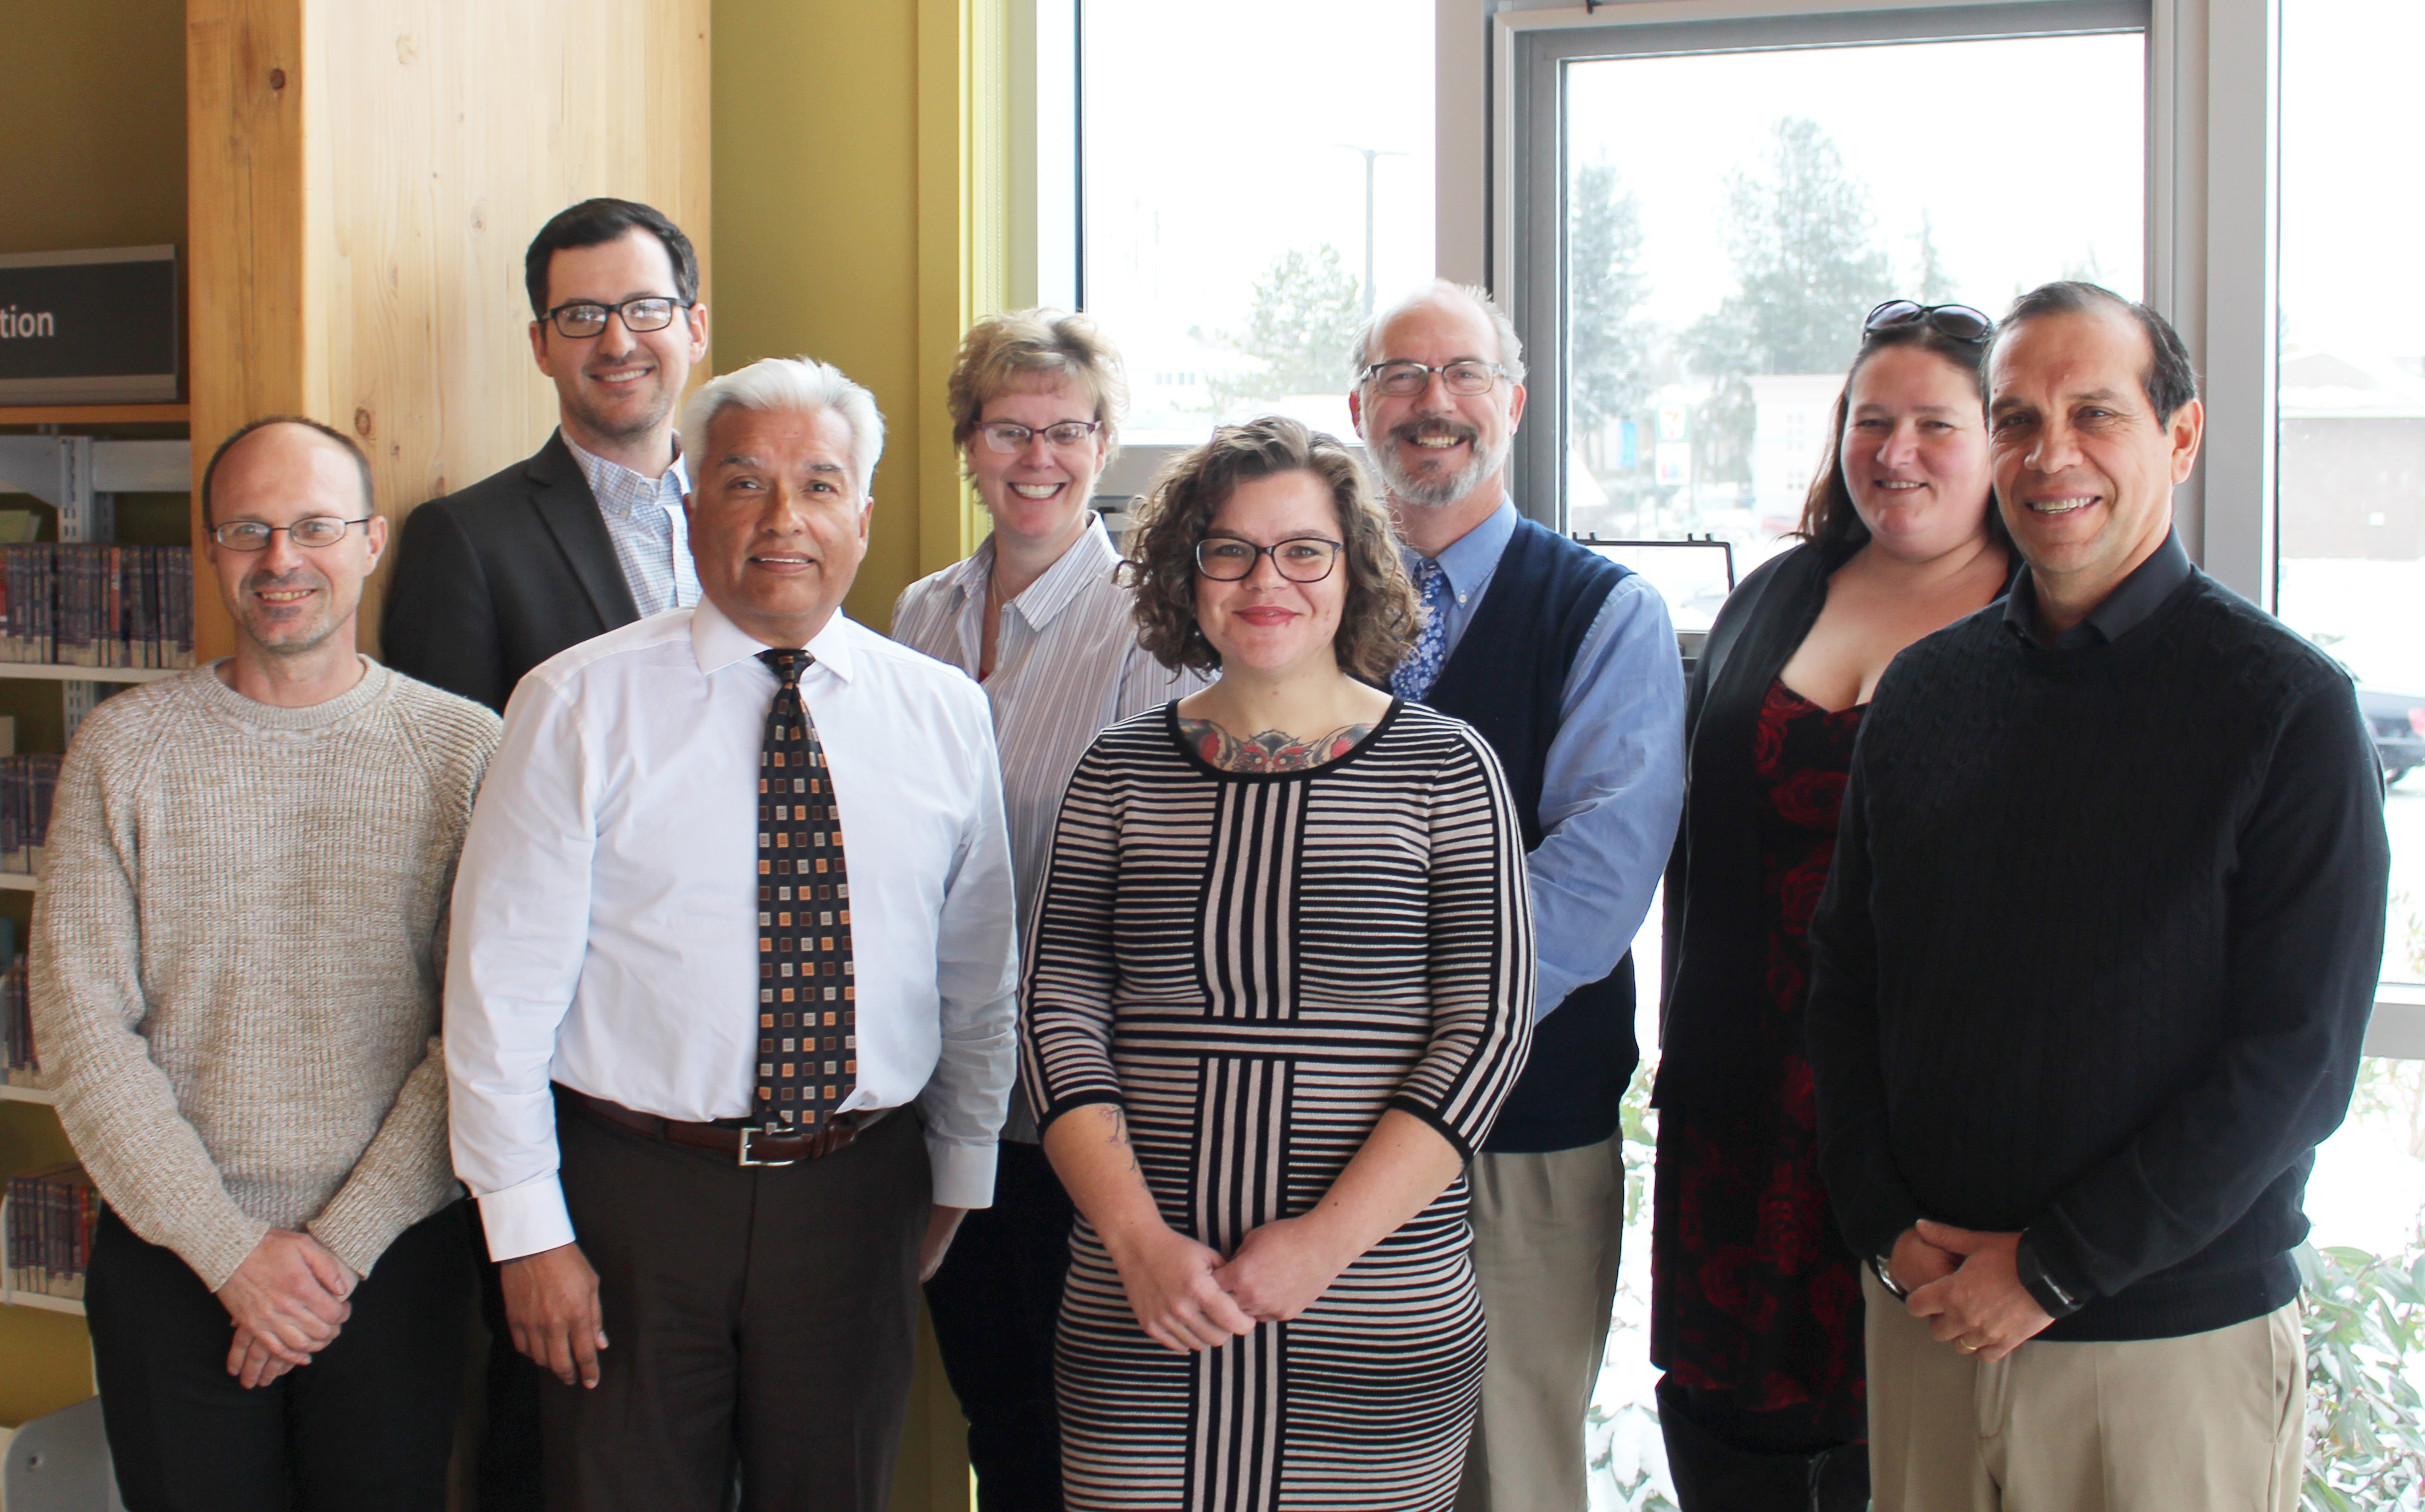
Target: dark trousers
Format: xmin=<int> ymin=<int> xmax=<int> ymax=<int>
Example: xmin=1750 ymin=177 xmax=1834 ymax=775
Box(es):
xmin=545 ymin=1091 xmax=930 ymax=1512
xmin=86 ymin=1201 xmax=473 ymax=1512
xmin=921 ymin=1139 xmax=1076 ymax=1512
xmin=474 ymin=1207 xmax=550 ymax=1511
xmin=1656 ymin=1378 xmax=1869 ymax=1512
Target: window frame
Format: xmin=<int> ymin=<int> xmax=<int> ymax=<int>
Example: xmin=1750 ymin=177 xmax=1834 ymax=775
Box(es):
xmin=1444 ymin=0 xmax=2409 ymax=1047
xmin=1044 ymin=0 xmax=2407 ymax=1045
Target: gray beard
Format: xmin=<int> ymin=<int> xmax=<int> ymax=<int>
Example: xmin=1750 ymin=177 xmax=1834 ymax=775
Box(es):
xmin=1371 ymin=432 xmax=1508 ymax=509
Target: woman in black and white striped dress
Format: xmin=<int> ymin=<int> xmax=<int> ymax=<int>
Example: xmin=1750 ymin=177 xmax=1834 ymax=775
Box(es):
xmin=1022 ymin=418 xmax=1535 ymax=1511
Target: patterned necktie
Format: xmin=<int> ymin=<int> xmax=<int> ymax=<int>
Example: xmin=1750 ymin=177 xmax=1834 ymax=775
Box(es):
xmin=1390 ymin=557 xmax=1452 ymax=702
xmin=754 ymin=649 xmax=857 ymax=1132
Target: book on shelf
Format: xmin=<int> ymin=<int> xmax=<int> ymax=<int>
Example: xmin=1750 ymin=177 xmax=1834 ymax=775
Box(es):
xmin=5 ymin=1162 xmax=101 ymax=1300
xmin=0 ymin=543 xmax=195 ymax=670
xmin=0 ymin=754 xmax=62 ymax=876
xmin=2 ymin=915 xmax=31 ymax=1088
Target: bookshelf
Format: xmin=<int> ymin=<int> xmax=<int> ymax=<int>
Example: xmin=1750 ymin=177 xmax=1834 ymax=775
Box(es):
xmin=0 ymin=438 xmax=189 ymax=1335
xmin=0 ymin=405 xmax=189 ymax=428
xmin=0 ymin=666 xmax=180 ymax=686
xmin=0 ymin=1188 xmax=88 ymax=1316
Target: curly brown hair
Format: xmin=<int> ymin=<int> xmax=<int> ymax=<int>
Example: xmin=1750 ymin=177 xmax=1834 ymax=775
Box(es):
xmin=1122 ymin=418 xmax=1418 ymax=682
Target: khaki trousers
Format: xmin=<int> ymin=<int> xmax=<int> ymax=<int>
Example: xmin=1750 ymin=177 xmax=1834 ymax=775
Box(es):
xmin=1863 ymin=1270 xmax=2305 ymax=1512
xmin=1454 ymin=1134 xmax=1628 ymax=1512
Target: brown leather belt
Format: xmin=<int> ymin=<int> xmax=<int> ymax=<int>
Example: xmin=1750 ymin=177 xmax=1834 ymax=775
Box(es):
xmin=561 ymin=1086 xmax=885 ymax=1167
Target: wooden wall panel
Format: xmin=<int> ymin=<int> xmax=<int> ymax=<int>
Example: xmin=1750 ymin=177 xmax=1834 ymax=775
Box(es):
xmin=311 ymin=0 xmax=711 ymax=647
xmin=188 ymin=0 xmax=310 ymax=659
xmin=187 ymin=0 xmax=711 ymax=659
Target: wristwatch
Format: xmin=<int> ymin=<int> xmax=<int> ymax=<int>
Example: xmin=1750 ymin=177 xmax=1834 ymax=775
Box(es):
xmin=1871 ymin=1251 xmax=1909 ymax=1300
xmin=2014 ymin=1235 xmax=2085 ymax=1319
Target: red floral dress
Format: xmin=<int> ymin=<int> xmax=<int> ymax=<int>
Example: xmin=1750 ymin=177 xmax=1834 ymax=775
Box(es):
xmin=1650 ymin=678 xmax=1866 ymax=1438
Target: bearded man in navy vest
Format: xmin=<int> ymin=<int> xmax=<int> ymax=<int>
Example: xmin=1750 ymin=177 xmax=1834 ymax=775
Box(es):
xmin=1348 ymin=281 xmax=1686 ymax=1512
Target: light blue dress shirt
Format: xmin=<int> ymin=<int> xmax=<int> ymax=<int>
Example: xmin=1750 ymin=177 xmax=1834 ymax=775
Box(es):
xmin=1406 ymin=498 xmax=1686 ymax=1021
xmin=563 ymin=433 xmax=700 ymax=617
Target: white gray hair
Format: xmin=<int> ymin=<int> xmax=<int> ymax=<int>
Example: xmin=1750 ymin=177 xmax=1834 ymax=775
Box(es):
xmin=1348 ymin=280 xmax=1528 ymax=386
xmin=682 ymin=356 xmax=887 ymax=495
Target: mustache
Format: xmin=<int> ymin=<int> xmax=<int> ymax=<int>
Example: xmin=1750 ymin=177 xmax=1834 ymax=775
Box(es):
xmin=1389 ymin=419 xmax=1480 ymax=446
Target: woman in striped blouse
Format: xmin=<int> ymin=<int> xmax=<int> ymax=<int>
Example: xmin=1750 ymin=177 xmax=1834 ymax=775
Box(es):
xmin=893 ymin=310 xmax=1206 ymax=1511
xmin=1022 ymin=418 xmax=1536 ymax=1511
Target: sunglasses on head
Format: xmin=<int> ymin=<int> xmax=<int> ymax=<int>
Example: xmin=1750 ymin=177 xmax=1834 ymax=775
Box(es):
xmin=1863 ymin=300 xmax=1994 ymax=343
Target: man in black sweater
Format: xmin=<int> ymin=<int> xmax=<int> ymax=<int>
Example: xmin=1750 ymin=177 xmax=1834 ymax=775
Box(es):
xmin=1806 ymin=282 xmax=2388 ymax=1510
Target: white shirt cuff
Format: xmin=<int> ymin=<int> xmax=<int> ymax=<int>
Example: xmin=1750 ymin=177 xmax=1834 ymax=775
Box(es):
xmin=476 ymin=1172 xmax=577 ymax=1261
xmin=926 ymin=1134 xmax=999 ymax=1210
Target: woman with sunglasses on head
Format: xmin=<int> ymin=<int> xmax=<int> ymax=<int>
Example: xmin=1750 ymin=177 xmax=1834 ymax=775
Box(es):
xmin=1649 ymin=301 xmax=2012 ymax=1510
xmin=1021 ymin=418 xmax=1533 ymax=1511
xmin=892 ymin=309 xmax=1208 ymax=1512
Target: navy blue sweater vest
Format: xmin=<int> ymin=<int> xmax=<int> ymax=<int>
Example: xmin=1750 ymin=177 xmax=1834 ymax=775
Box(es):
xmin=1423 ymin=518 xmax=1637 ymax=1153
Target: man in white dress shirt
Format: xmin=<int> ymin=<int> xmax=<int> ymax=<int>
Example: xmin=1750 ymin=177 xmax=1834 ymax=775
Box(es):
xmin=446 ymin=356 xmax=1020 ymax=1511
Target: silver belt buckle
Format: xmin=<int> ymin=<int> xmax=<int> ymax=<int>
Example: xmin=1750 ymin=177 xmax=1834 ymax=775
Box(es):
xmin=737 ymin=1127 xmax=796 ymax=1167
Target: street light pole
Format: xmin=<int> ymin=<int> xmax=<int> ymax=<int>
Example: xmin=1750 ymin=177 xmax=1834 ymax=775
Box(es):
xmin=1332 ymin=143 xmax=1409 ymax=318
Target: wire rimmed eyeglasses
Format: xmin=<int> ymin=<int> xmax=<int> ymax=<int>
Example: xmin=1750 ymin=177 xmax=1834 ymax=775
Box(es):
xmin=976 ymin=419 xmax=1103 ymax=454
xmin=1863 ymin=300 xmax=1994 ymax=343
xmin=210 ymin=517 xmax=375 ymax=551
xmin=1358 ymin=360 xmax=1505 ymax=398
xmin=1193 ymin=536 xmax=1344 ymax=583
xmin=541 ymin=296 xmax=694 ymax=340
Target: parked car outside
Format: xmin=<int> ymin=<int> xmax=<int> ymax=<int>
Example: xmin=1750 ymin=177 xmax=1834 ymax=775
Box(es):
xmin=2357 ymin=684 xmax=2425 ymax=785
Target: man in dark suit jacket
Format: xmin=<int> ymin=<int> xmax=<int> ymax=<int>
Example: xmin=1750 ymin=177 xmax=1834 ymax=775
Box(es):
xmin=380 ymin=198 xmax=710 ymax=1511
xmin=383 ymin=197 xmax=710 ymax=711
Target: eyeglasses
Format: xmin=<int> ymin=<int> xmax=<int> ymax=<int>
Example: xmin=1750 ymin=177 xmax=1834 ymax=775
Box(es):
xmin=542 ymin=296 xmax=692 ymax=340
xmin=1359 ymin=360 xmax=1505 ymax=398
xmin=1193 ymin=536 xmax=1344 ymax=583
xmin=210 ymin=516 xmax=375 ymax=552
xmin=1863 ymin=300 xmax=1994 ymax=343
xmin=976 ymin=419 xmax=1102 ymax=454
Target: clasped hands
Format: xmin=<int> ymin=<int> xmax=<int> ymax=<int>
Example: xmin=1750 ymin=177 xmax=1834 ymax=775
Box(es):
xmin=213 ymin=1228 xmax=359 ymax=1388
xmin=1106 ymin=1215 xmax=1349 ymax=1354
xmin=1889 ymin=1219 xmax=2055 ymax=1363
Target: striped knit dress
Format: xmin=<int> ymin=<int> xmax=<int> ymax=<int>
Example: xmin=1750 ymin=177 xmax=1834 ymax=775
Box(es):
xmin=1022 ymin=699 xmax=1535 ymax=1512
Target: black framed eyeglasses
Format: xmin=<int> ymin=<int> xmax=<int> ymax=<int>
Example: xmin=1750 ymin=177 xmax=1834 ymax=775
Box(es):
xmin=542 ymin=296 xmax=692 ymax=340
xmin=976 ymin=419 xmax=1102 ymax=454
xmin=1358 ymin=360 xmax=1504 ymax=397
xmin=1193 ymin=536 xmax=1344 ymax=583
xmin=1863 ymin=300 xmax=1994 ymax=343
xmin=210 ymin=516 xmax=374 ymax=552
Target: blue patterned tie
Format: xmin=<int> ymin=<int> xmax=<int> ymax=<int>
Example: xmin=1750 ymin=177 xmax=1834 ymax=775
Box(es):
xmin=1391 ymin=557 xmax=1452 ymax=702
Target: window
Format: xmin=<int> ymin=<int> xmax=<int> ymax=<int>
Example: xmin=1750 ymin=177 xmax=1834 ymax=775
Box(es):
xmin=1498 ymin=7 xmax=2156 ymax=1499
xmin=2274 ymin=0 xmax=2425 ymax=1271
xmin=1509 ymin=2 xmax=2145 ymax=630
xmin=1079 ymin=0 xmax=1435 ymax=446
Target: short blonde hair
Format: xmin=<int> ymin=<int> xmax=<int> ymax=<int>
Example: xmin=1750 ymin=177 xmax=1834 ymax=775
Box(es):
xmin=946 ymin=309 xmax=1128 ymax=467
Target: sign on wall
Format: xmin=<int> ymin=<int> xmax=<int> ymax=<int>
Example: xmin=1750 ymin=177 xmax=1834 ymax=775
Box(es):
xmin=0 ymin=247 xmax=180 ymax=405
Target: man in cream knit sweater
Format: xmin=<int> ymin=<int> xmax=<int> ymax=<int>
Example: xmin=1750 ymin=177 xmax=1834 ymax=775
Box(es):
xmin=32 ymin=417 xmax=501 ymax=1512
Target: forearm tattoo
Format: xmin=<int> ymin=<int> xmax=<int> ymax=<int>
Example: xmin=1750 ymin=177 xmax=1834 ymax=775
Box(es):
xmin=1179 ymin=719 xmax=1375 ymax=773
xmin=1102 ymin=1104 xmax=1140 ymax=1172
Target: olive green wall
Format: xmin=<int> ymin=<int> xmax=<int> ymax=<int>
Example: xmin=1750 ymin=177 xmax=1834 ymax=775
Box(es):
xmin=713 ymin=0 xmax=928 ymax=632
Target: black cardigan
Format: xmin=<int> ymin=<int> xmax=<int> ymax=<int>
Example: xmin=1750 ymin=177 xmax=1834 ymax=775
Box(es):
xmin=1654 ymin=540 xmax=1855 ymax=1112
